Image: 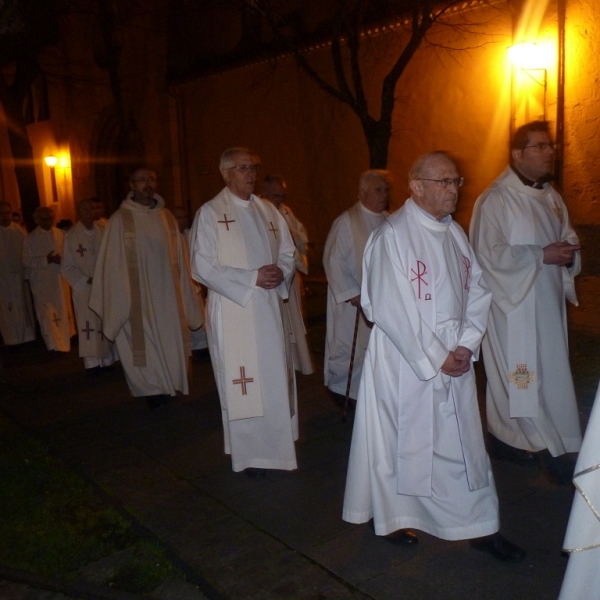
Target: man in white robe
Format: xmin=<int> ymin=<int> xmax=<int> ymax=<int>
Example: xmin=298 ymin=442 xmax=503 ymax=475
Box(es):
xmin=470 ymin=121 xmax=582 ymax=484
xmin=89 ymin=168 xmax=202 ymax=408
xmin=173 ymin=205 xmax=208 ymax=354
xmin=23 ymin=206 xmax=75 ymax=352
xmin=323 ymin=170 xmax=390 ymax=405
xmin=190 ymin=147 xmax=297 ymax=476
xmin=0 ymin=202 xmax=35 ymax=346
xmin=262 ymin=174 xmax=313 ymax=375
xmin=62 ymin=199 xmax=115 ymax=374
xmin=343 ymin=152 xmax=525 ymax=562
xmin=559 ymin=381 xmax=600 ymax=600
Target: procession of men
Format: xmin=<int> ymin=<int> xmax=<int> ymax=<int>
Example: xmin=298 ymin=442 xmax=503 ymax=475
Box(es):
xmin=1 ymin=120 xmax=593 ymax=590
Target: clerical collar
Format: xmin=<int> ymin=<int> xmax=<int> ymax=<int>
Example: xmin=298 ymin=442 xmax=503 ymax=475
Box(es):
xmin=510 ymin=165 xmax=553 ymax=189
xmin=412 ymin=199 xmax=452 ymax=223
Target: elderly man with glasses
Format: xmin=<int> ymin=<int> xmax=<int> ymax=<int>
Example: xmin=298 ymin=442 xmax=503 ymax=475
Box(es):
xmin=343 ymin=151 xmax=525 ymax=562
xmin=189 ymin=147 xmax=298 ymax=477
xmin=470 ymin=120 xmax=582 ymax=485
xmin=89 ymin=167 xmax=202 ymax=408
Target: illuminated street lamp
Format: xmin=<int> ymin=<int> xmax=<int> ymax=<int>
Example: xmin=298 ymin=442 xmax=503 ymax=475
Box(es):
xmin=44 ymin=155 xmax=59 ymax=203
xmin=508 ymin=42 xmax=548 ymax=121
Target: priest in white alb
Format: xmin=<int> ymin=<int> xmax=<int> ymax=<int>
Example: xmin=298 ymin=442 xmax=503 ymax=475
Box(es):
xmin=470 ymin=121 xmax=582 ymax=484
xmin=0 ymin=202 xmax=35 ymax=346
xmin=23 ymin=206 xmax=75 ymax=351
xmin=89 ymin=168 xmax=202 ymax=408
xmin=343 ymin=152 xmax=525 ymax=562
xmin=323 ymin=170 xmax=390 ymax=405
xmin=62 ymin=199 xmax=116 ymax=374
xmin=190 ymin=147 xmax=297 ymax=476
xmin=262 ymin=174 xmax=313 ymax=375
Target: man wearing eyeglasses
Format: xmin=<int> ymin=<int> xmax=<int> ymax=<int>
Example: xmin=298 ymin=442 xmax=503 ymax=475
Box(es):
xmin=189 ymin=148 xmax=298 ymax=476
xmin=470 ymin=120 xmax=582 ymax=485
xmin=323 ymin=170 xmax=391 ymax=408
xmin=89 ymin=167 xmax=202 ymax=408
xmin=344 ymin=151 xmax=524 ymax=562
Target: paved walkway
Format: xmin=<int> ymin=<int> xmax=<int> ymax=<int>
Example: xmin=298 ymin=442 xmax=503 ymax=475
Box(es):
xmin=1 ymin=279 xmax=597 ymax=599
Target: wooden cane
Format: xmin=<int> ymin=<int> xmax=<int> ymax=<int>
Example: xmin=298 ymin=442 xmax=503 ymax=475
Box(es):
xmin=343 ymin=307 xmax=361 ymax=422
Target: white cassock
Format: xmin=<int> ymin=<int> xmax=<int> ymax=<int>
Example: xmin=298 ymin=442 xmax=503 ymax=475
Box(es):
xmin=23 ymin=226 xmax=75 ymax=351
xmin=343 ymin=199 xmax=499 ymax=540
xmin=470 ymin=166 xmax=582 ymax=456
xmin=0 ymin=222 xmax=35 ymax=345
xmin=183 ymin=227 xmax=208 ymax=351
xmin=190 ymin=188 xmax=298 ymax=472
xmin=559 ymin=382 xmax=600 ymax=600
xmin=279 ymin=203 xmax=313 ymax=375
xmin=61 ymin=221 xmax=115 ymax=368
xmin=323 ymin=202 xmax=387 ymax=399
xmin=89 ymin=194 xmax=202 ymax=397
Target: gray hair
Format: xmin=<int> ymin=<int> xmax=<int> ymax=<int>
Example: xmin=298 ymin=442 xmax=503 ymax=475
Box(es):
xmin=358 ymin=170 xmax=391 ymax=196
xmin=219 ymin=147 xmax=258 ymax=171
xmin=408 ymin=151 xmax=454 ymax=182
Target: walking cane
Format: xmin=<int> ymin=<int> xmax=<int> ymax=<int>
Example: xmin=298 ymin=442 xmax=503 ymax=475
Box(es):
xmin=342 ymin=307 xmax=361 ymax=422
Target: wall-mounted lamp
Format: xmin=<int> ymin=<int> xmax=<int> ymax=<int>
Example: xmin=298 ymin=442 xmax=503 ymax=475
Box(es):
xmin=508 ymin=42 xmax=548 ymax=122
xmin=44 ymin=155 xmax=59 ymax=203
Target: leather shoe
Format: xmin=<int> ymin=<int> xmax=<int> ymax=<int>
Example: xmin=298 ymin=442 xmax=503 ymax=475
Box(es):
xmin=383 ymin=529 xmax=419 ymax=546
xmin=539 ymin=451 xmax=576 ymax=486
xmin=244 ymin=467 xmax=267 ymax=478
xmin=470 ymin=533 xmax=526 ymax=563
xmin=489 ymin=435 xmax=538 ymax=465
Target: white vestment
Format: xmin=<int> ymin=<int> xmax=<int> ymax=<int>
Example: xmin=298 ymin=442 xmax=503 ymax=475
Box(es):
xmin=190 ymin=188 xmax=298 ymax=472
xmin=323 ymin=202 xmax=387 ymax=399
xmin=279 ymin=203 xmax=313 ymax=375
xmin=0 ymin=222 xmax=35 ymax=345
xmin=559 ymin=382 xmax=600 ymax=600
xmin=23 ymin=226 xmax=75 ymax=351
xmin=89 ymin=195 xmax=202 ymax=397
xmin=470 ymin=166 xmax=582 ymax=456
xmin=182 ymin=228 xmax=208 ymax=351
xmin=343 ymin=199 xmax=499 ymax=540
xmin=61 ymin=221 xmax=115 ymax=368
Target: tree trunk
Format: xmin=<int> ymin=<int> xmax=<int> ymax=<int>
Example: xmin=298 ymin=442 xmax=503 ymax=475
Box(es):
xmin=363 ymin=118 xmax=392 ymax=169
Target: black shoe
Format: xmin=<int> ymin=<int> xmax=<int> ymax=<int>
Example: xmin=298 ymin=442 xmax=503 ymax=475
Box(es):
xmin=470 ymin=533 xmax=526 ymax=563
xmin=145 ymin=394 xmax=170 ymax=409
xmin=86 ymin=366 xmax=102 ymax=377
xmin=330 ymin=392 xmax=355 ymax=411
xmin=539 ymin=451 xmax=576 ymax=486
xmin=488 ymin=435 xmax=538 ymax=465
xmin=383 ymin=529 xmax=419 ymax=546
xmin=244 ymin=468 xmax=267 ymax=477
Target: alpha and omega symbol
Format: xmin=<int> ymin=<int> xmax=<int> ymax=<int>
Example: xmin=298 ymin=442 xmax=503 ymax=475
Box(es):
xmin=509 ymin=363 xmax=535 ymax=390
xmin=411 ymin=260 xmax=429 ymax=300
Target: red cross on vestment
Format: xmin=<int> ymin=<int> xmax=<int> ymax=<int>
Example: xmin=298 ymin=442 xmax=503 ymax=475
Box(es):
xmin=268 ymin=221 xmax=278 ymax=238
xmin=76 ymin=244 xmax=87 ymax=257
xmin=51 ymin=313 xmax=61 ymax=327
xmin=232 ymin=366 xmax=254 ymax=395
xmin=81 ymin=321 xmax=95 ymax=340
xmin=217 ymin=214 xmax=235 ymax=231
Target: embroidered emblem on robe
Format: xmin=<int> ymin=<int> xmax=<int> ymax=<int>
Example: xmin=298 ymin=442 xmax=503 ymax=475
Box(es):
xmin=509 ymin=363 xmax=536 ymax=389
xmin=552 ymin=204 xmax=564 ymax=224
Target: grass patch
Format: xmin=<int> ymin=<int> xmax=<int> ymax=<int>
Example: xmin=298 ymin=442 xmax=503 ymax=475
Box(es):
xmin=0 ymin=413 xmax=181 ymax=593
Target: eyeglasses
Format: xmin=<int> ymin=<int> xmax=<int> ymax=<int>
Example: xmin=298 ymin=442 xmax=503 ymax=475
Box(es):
xmin=228 ymin=164 xmax=260 ymax=173
xmin=523 ymin=143 xmax=555 ymax=151
xmin=417 ymin=177 xmax=464 ymax=188
xmin=132 ymin=176 xmax=157 ymax=183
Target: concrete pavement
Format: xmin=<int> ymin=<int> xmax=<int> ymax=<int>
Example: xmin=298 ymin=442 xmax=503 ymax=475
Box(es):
xmin=1 ymin=279 xmax=598 ymax=599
